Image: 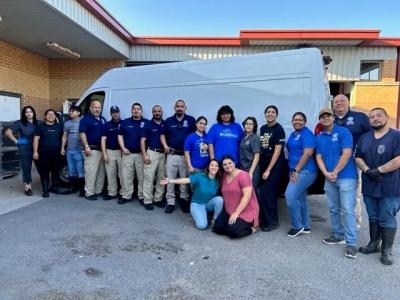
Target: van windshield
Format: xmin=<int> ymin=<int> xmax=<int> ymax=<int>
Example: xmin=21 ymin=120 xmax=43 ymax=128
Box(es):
xmin=79 ymin=91 xmax=105 ymax=116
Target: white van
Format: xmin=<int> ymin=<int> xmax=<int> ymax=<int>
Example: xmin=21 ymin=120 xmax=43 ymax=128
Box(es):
xmin=76 ymin=47 xmax=330 ymax=134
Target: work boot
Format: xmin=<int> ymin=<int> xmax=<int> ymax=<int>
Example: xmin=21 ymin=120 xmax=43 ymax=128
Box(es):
xmin=381 ymin=227 xmax=397 ymax=265
xmin=78 ymin=177 xmax=85 ymax=197
xmin=359 ymin=221 xmax=381 ymax=254
xmin=41 ymin=180 xmax=49 ymax=198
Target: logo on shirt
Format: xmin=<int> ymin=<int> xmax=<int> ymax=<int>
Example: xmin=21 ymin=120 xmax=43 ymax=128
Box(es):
xmin=377 ymin=145 xmax=385 ymax=155
xmin=183 ymin=120 xmax=188 ymax=127
xmin=294 ymin=134 xmax=301 ymax=141
xmin=346 ymin=116 xmax=354 ymax=126
xmin=140 ymin=122 xmax=145 ymax=128
xmin=260 ymin=133 xmax=272 ymax=149
xmin=332 ymin=133 xmax=339 ymax=142
xmin=219 ymin=129 xmax=238 ymax=138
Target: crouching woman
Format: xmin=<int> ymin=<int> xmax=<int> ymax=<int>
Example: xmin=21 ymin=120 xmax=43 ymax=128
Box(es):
xmin=161 ymin=159 xmax=223 ymax=229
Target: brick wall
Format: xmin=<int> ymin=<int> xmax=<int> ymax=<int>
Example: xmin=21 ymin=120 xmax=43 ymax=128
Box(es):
xmin=0 ymin=41 xmax=50 ymax=116
xmin=353 ymin=82 xmax=399 ymax=128
xmin=381 ymin=60 xmax=397 ymax=82
xmin=49 ymin=59 xmax=124 ymax=109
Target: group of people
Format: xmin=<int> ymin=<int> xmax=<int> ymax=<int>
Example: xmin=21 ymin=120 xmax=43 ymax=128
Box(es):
xmin=5 ymin=94 xmax=400 ymax=265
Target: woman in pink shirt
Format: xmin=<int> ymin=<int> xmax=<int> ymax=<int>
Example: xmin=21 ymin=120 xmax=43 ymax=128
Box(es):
xmin=213 ymin=155 xmax=259 ymax=238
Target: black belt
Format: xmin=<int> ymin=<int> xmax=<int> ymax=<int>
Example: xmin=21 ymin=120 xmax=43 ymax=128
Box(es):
xmin=148 ymin=147 xmax=164 ymax=153
xmin=170 ymin=149 xmax=184 ymax=156
xmin=89 ymin=145 xmax=100 ymax=150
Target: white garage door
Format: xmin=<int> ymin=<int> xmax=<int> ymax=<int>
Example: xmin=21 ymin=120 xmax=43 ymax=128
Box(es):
xmin=0 ymin=93 xmax=21 ymax=122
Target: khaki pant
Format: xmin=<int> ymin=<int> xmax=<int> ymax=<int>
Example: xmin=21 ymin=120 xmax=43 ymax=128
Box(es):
xmin=121 ymin=153 xmax=144 ymax=199
xmin=165 ymin=154 xmax=189 ymax=205
xmin=104 ymin=149 xmax=122 ymax=197
xmin=143 ymin=150 xmax=165 ymax=204
xmin=83 ymin=149 xmax=105 ymax=196
xmin=356 ymin=168 xmax=363 ymax=228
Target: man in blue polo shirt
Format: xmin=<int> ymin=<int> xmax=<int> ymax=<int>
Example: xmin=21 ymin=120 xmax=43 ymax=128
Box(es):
xmin=118 ymin=102 xmax=147 ymax=204
xmin=140 ymin=105 xmax=166 ymax=211
xmin=79 ymin=100 xmax=107 ymax=200
xmin=161 ymin=99 xmax=196 ymax=214
xmin=316 ymin=107 xmax=358 ymax=259
xmin=355 ymin=107 xmax=400 ymax=265
xmin=101 ymin=105 xmax=122 ymax=201
xmin=333 ymin=94 xmax=372 ymax=230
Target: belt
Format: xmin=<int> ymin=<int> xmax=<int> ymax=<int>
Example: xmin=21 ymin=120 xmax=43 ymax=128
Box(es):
xmin=170 ymin=149 xmax=184 ymax=156
xmin=89 ymin=145 xmax=100 ymax=151
xmin=148 ymin=147 xmax=164 ymax=153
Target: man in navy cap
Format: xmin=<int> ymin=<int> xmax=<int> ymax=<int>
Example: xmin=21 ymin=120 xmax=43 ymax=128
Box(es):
xmin=101 ymin=105 xmax=122 ymax=200
xmin=79 ymin=100 xmax=106 ymax=200
xmin=160 ymin=99 xmax=196 ymax=213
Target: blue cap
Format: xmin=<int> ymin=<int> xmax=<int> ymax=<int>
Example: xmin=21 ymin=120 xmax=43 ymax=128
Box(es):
xmin=110 ymin=105 xmax=120 ymax=113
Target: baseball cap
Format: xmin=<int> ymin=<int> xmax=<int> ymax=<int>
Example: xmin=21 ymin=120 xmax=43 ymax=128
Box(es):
xmin=110 ymin=105 xmax=120 ymax=113
xmin=318 ymin=107 xmax=334 ymax=118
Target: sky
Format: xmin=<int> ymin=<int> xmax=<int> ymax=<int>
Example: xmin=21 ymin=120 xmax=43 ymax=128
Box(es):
xmin=98 ymin=0 xmax=400 ymax=37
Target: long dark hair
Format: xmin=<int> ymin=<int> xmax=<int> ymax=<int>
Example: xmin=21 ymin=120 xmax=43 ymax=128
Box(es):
xmin=20 ymin=106 xmax=38 ymax=126
xmin=205 ymin=158 xmax=223 ymax=195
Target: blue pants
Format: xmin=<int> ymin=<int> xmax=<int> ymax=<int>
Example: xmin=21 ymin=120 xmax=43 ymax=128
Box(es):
xmin=190 ymin=196 xmax=224 ymax=230
xmin=18 ymin=144 xmax=36 ymax=184
xmin=363 ymin=196 xmax=400 ymax=228
xmin=66 ymin=149 xmax=84 ymax=178
xmin=285 ymin=170 xmax=317 ymax=230
xmin=324 ymin=178 xmax=357 ymax=246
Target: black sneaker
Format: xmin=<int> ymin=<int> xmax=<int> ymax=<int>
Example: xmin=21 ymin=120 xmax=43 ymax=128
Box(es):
xmin=85 ymin=195 xmax=98 ymax=201
xmin=322 ymin=236 xmax=346 ymax=245
xmin=302 ymin=228 xmax=311 ymax=234
xmin=118 ymin=197 xmax=131 ymax=205
xmin=103 ymin=194 xmax=117 ymax=201
xmin=154 ymin=201 xmax=166 ymax=208
xmin=25 ymin=188 xmax=33 ymax=196
xmin=138 ymin=198 xmax=144 ymax=206
xmin=286 ymin=228 xmax=304 ymax=237
xmin=165 ymin=204 xmax=175 ymax=214
xmin=345 ymin=245 xmax=358 ymax=259
xmin=261 ymin=224 xmax=279 ymax=232
xmin=144 ymin=203 xmax=154 ymax=210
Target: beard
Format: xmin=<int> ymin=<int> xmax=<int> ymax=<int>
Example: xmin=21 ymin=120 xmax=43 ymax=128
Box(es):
xmin=372 ymin=122 xmax=387 ymax=130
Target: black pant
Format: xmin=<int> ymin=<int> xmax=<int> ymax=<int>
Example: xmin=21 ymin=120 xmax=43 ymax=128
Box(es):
xmin=18 ymin=144 xmax=36 ymax=184
xmin=213 ymin=210 xmax=253 ymax=238
xmin=258 ymin=167 xmax=282 ymax=227
xmin=37 ymin=150 xmax=61 ymax=186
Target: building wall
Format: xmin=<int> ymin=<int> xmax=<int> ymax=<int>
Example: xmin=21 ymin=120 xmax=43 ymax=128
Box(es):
xmin=0 ymin=41 xmax=50 ymax=116
xmin=49 ymin=58 xmax=124 ymax=108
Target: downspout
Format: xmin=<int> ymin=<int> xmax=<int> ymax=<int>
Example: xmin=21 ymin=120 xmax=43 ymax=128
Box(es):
xmin=397 ymin=47 xmax=400 ymax=129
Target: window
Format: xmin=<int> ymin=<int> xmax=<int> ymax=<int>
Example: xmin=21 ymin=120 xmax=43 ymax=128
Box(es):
xmin=360 ymin=61 xmax=381 ymax=81
xmin=79 ymin=91 xmax=105 ymax=116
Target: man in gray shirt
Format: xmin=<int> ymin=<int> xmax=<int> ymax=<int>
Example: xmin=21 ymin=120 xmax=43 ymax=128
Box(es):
xmin=61 ymin=105 xmax=84 ymax=196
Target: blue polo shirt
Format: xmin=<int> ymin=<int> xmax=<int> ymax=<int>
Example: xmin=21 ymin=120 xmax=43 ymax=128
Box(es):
xmin=79 ymin=113 xmax=106 ymax=148
xmin=208 ymin=122 xmax=244 ymax=164
xmin=141 ymin=119 xmax=165 ymax=149
xmin=316 ymin=125 xmax=357 ymax=179
xmin=184 ymin=132 xmax=209 ymax=169
xmin=102 ymin=120 xmax=121 ymax=150
xmin=355 ymin=129 xmax=400 ymax=198
xmin=163 ymin=114 xmax=196 ymax=151
xmin=119 ymin=117 xmax=147 ymax=153
xmin=335 ymin=110 xmax=371 ymax=148
xmin=286 ymin=126 xmax=317 ymax=171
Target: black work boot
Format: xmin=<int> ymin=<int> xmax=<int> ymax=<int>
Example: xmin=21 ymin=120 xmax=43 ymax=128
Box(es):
xmin=359 ymin=221 xmax=381 ymax=254
xmin=41 ymin=180 xmax=49 ymax=198
xmin=381 ymin=227 xmax=397 ymax=265
xmin=78 ymin=177 xmax=85 ymax=197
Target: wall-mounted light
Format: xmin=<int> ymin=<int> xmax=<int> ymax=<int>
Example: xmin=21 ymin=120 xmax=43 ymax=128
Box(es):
xmin=46 ymin=42 xmax=80 ymax=58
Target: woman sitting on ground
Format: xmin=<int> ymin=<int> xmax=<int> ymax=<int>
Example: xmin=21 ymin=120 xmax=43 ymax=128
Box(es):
xmin=160 ymin=159 xmax=223 ymax=230
xmin=213 ymin=155 xmax=259 ymax=238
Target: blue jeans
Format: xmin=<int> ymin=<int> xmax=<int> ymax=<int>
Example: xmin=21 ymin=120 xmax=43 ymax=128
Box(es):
xmin=66 ymin=149 xmax=84 ymax=178
xmin=190 ymin=196 xmax=224 ymax=230
xmin=285 ymin=170 xmax=317 ymax=230
xmin=363 ymin=196 xmax=400 ymax=228
xmin=324 ymin=178 xmax=357 ymax=246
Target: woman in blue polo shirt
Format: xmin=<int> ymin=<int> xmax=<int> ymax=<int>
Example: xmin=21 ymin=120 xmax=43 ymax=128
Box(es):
xmin=284 ymin=112 xmax=318 ymax=237
xmin=160 ymin=159 xmax=223 ymax=230
xmin=184 ymin=116 xmax=209 ymax=173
